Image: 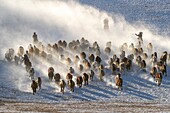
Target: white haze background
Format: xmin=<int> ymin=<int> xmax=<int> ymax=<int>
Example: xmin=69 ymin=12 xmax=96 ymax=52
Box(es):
xmin=1 ymin=0 xmax=170 ymax=59
xmin=0 ymin=0 xmax=170 ymax=107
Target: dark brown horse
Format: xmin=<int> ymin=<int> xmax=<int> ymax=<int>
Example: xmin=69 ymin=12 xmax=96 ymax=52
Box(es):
xmin=37 ymin=77 xmax=42 ymax=90
xmin=68 ymin=79 xmax=75 ymax=92
xmin=31 ymin=80 xmax=38 ymax=95
xmin=66 ymin=73 xmax=73 ymax=81
xmin=76 ymin=76 xmax=83 ymax=88
xmin=54 ymin=73 xmax=61 ymax=84
xmin=83 ymin=73 xmax=89 ymax=86
xmin=48 ymin=67 xmax=54 ymax=82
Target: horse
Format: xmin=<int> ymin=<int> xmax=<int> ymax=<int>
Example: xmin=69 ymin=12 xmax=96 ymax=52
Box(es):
xmin=14 ymin=55 xmax=20 ymax=65
xmin=25 ymin=60 xmax=32 ymax=72
xmin=68 ymin=79 xmax=75 ymax=92
xmin=138 ymin=47 xmax=143 ymax=55
xmin=74 ymin=55 xmax=80 ymax=65
xmin=17 ymin=46 xmax=24 ymax=58
xmin=150 ymin=67 xmax=157 ymax=78
xmin=84 ymin=61 xmax=91 ymax=70
xmin=88 ymin=54 xmax=95 ymax=64
xmin=99 ymin=69 xmax=105 ymax=81
xmin=119 ymin=62 xmax=125 ymax=74
xmin=40 ymin=51 xmax=47 ymax=59
xmin=115 ymin=73 xmax=123 ymax=90
xmin=140 ymin=60 xmax=146 ymax=71
xmin=5 ymin=48 xmax=15 ymax=62
xmin=120 ymin=50 xmax=125 ymax=60
xmin=29 ymin=68 xmax=35 ymax=80
xmin=78 ymin=64 xmax=83 ymax=73
xmin=111 ymin=63 xmax=117 ymax=74
xmin=105 ymin=47 xmax=111 ymax=55
xmin=159 ymin=63 xmax=167 ymax=76
xmin=147 ymin=42 xmax=153 ymax=52
xmin=54 ymin=73 xmax=61 ymax=84
xmin=65 ymin=57 xmax=72 ymax=66
xmin=89 ymin=70 xmax=94 ymax=81
xmin=66 ymin=73 xmax=73 ymax=81
xmin=142 ymin=53 xmax=148 ymax=60
xmin=69 ymin=67 xmax=74 ymax=74
xmin=150 ymin=54 xmax=157 ymax=67
xmin=62 ymin=40 xmax=67 ymax=48
xmin=60 ymin=80 xmax=66 ymax=94
xmin=160 ymin=51 xmax=168 ymax=65
xmin=83 ymin=73 xmax=89 ymax=86
xmin=37 ymin=77 xmax=42 ymax=90
xmin=33 ymin=46 xmax=40 ymax=56
xmin=31 ymin=80 xmax=38 ymax=95
xmin=126 ymin=59 xmax=132 ymax=71
xmin=48 ymin=67 xmax=54 ymax=82
xmin=106 ymin=41 xmax=111 ymax=48
xmin=95 ymin=56 xmax=102 ymax=66
xmin=80 ymin=52 xmax=86 ymax=60
xmin=155 ymin=73 xmax=162 ymax=86
xmin=76 ymin=76 xmax=83 ymax=88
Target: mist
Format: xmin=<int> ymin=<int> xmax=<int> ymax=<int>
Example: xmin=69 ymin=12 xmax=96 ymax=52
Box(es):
xmin=1 ymin=0 xmax=170 ymax=59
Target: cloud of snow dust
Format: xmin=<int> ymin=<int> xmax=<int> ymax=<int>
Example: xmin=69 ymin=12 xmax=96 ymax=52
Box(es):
xmin=0 ymin=0 xmax=170 ymax=92
xmin=1 ymin=0 xmax=170 ymax=58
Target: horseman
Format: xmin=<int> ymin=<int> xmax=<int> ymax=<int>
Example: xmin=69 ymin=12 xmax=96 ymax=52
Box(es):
xmin=135 ymin=32 xmax=143 ymax=44
xmin=33 ymin=32 xmax=38 ymax=44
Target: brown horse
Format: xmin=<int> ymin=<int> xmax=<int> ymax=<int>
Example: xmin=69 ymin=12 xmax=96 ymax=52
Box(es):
xmin=68 ymin=79 xmax=75 ymax=92
xmin=60 ymin=80 xmax=66 ymax=94
xmin=155 ymin=73 xmax=162 ymax=86
xmin=80 ymin=52 xmax=86 ymax=60
xmin=115 ymin=73 xmax=123 ymax=90
xmin=66 ymin=73 xmax=73 ymax=81
xmin=48 ymin=67 xmax=54 ymax=82
xmin=31 ymin=80 xmax=38 ymax=95
xmin=150 ymin=67 xmax=157 ymax=78
xmin=54 ymin=73 xmax=61 ymax=84
xmin=76 ymin=76 xmax=83 ymax=88
xmin=88 ymin=54 xmax=95 ymax=64
xmin=83 ymin=73 xmax=89 ymax=86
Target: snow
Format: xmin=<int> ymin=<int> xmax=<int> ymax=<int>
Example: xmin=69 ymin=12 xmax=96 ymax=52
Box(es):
xmin=0 ymin=0 xmax=170 ymax=112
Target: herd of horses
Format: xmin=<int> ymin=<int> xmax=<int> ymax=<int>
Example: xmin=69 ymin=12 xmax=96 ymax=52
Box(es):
xmin=4 ymin=32 xmax=169 ymax=95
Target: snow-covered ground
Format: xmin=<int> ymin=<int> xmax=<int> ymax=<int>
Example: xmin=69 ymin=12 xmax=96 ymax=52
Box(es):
xmin=0 ymin=0 xmax=170 ymax=112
